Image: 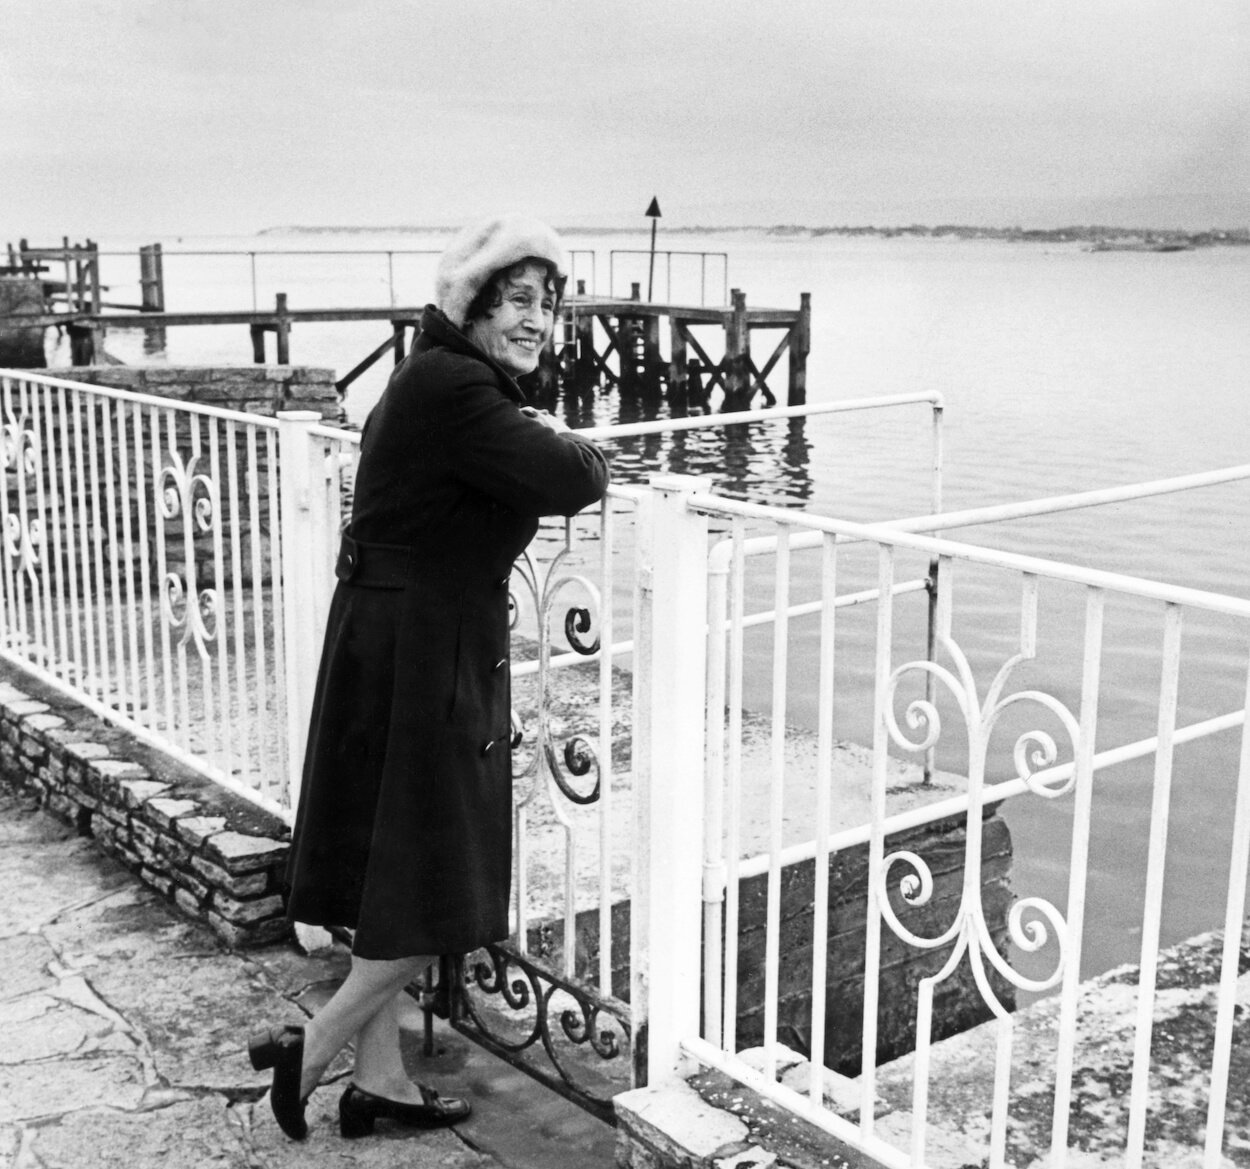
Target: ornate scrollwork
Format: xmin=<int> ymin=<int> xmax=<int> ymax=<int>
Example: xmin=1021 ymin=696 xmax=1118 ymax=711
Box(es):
xmin=1 ymin=414 xmax=45 ymax=577
xmin=879 ymin=628 xmax=1082 ymax=1007
xmin=447 ymin=943 xmax=630 ymax=1120
xmin=156 ymin=453 xmax=221 ymax=652
xmin=507 ymin=537 xmax=605 ymax=810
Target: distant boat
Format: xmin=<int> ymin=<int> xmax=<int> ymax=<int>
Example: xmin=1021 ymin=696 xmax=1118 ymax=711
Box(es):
xmin=1089 ymin=239 xmax=1194 ymax=253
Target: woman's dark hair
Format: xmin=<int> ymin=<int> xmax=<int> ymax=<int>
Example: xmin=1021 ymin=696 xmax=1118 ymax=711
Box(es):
xmin=463 ymin=257 xmax=565 ymax=324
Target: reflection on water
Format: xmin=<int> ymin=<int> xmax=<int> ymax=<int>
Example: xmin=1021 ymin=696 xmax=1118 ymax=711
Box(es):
xmin=523 ymin=374 xmax=817 ymax=508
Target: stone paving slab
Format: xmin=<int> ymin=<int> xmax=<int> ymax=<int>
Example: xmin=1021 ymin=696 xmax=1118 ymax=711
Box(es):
xmin=0 ymin=785 xmax=517 ymax=1168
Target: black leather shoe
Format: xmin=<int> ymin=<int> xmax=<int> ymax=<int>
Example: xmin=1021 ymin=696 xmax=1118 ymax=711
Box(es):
xmin=248 ymin=1024 xmax=309 ymax=1140
xmin=338 ymin=1082 xmax=471 ymax=1138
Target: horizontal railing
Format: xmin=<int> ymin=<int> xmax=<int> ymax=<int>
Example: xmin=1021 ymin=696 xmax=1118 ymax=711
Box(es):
xmin=608 ymin=248 xmax=730 ymax=305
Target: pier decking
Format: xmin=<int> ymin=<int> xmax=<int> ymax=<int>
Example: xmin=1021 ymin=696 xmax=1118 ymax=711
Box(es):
xmin=2 ymin=240 xmax=811 ymax=411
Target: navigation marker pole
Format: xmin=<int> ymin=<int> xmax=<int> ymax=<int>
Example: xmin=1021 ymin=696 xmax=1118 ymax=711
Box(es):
xmin=645 ymin=196 xmax=662 ymax=301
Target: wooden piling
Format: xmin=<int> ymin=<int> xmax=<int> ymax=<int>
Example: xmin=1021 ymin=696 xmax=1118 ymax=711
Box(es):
xmin=724 ymin=288 xmax=751 ymax=410
xmin=139 ymin=243 xmax=167 ymax=352
xmin=669 ymin=316 xmax=688 ymax=402
xmin=274 ymin=293 xmax=290 ymax=364
xmin=250 ymin=325 xmax=266 ymax=364
xmin=643 ymin=315 xmax=662 ymax=378
xmin=788 ymin=292 xmax=810 ymax=406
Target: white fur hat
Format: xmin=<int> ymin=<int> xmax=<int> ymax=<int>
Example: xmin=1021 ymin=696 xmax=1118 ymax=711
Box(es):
xmin=435 ymin=215 xmax=568 ymax=327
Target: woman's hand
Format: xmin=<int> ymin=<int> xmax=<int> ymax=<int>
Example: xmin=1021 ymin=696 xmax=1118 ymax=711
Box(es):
xmin=519 ymin=406 xmax=571 ymax=434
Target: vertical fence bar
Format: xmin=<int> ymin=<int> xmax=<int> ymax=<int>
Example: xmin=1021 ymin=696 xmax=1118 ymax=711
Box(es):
xmin=39 ymin=385 xmax=69 ymax=671
xmin=59 ymin=389 xmax=85 ymax=685
xmin=632 ymin=474 xmax=710 ymax=1086
xmin=113 ymin=397 xmax=140 ymax=716
xmin=150 ymin=406 xmax=176 ymax=743
xmin=598 ymin=498 xmax=617 ymax=996
xmin=1203 ymin=648 xmax=1250 ymax=1167
xmin=763 ymin=524 xmax=792 ymax=1079
xmin=703 ymin=538 xmax=730 ymax=1044
xmin=722 ymin=517 xmax=747 ymax=1051
xmin=100 ymin=397 xmax=127 ymax=707
xmin=860 ymin=542 xmax=896 ymax=1135
xmin=263 ymin=426 xmax=288 ymax=806
xmin=1125 ymin=604 xmax=1183 ymax=1166
xmin=1048 ymin=587 xmax=1106 ymax=1169
xmin=276 ymin=412 xmax=324 ymax=815
xmin=208 ymin=421 xmax=232 ymax=767
xmin=226 ymin=420 xmax=249 ymax=781
xmin=131 ymin=401 xmax=157 ymax=730
xmin=807 ymin=532 xmax=838 ymax=1102
xmin=73 ymin=392 xmax=99 ymax=697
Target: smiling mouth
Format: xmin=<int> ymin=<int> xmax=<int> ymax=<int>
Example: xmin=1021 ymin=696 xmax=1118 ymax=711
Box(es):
xmin=512 ymin=338 xmax=538 ymax=351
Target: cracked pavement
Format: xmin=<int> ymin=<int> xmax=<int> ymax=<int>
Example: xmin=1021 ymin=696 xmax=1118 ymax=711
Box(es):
xmin=0 ymin=785 xmax=614 ymax=1168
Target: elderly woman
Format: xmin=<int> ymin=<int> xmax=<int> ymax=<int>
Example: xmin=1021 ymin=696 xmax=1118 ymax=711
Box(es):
xmin=249 ymin=216 xmax=610 ymax=1141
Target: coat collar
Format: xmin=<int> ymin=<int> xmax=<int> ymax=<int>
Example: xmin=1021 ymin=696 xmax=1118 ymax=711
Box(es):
xmin=415 ymin=305 xmax=529 ymax=404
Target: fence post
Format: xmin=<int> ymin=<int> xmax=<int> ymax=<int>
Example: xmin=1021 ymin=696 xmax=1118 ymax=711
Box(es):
xmin=632 ymin=473 xmax=711 ymax=1087
xmin=276 ymin=411 xmax=325 ymax=818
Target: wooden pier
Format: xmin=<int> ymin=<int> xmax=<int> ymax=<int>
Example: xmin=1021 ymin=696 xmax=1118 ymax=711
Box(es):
xmin=2 ymin=241 xmax=812 ymax=411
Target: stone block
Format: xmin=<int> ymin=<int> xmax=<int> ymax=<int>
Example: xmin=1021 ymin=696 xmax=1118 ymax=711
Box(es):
xmin=174 ymin=815 xmax=226 ymax=848
xmin=129 ymin=818 xmax=160 ymax=855
xmin=172 ymin=885 xmax=202 ymax=918
xmin=92 ymin=758 xmax=150 ymax=782
xmin=21 ymin=716 xmax=66 ymax=746
xmin=43 ymin=790 xmax=79 ymax=822
xmin=118 ymin=778 xmax=173 ymax=809
xmin=284 ymin=382 xmax=340 ymax=402
xmin=169 ymin=865 xmax=213 ymax=903
xmin=91 ymin=799 xmax=128 ymax=827
xmin=615 ymin=1081 xmax=749 ymax=1167
xmin=142 ymin=868 xmax=175 ymax=897
xmin=206 ymin=907 xmax=290 ymax=947
xmin=65 ymin=741 xmax=111 ymax=762
xmin=9 ymin=700 xmax=52 ymax=718
xmin=210 ymin=890 xmax=285 ymax=926
xmin=145 ymin=797 xmax=200 ymax=831
xmin=144 ymin=367 xmax=215 ymax=385
xmin=189 ymin=851 xmax=270 ymax=898
xmin=152 ymin=830 xmax=193 ymax=869
xmin=204 ymin=829 xmax=287 ymax=874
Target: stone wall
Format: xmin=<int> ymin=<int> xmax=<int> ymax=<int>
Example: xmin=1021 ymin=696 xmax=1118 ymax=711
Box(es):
xmin=0 ymin=277 xmax=46 ymax=368
xmin=0 ymin=660 xmax=291 ymax=948
xmin=65 ymin=363 xmax=344 ymax=420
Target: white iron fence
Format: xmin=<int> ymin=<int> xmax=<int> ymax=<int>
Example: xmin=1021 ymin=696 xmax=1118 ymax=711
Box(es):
xmin=657 ymin=483 xmax=1250 ymax=1169
xmin=4 ymin=368 xmax=1246 ymax=1165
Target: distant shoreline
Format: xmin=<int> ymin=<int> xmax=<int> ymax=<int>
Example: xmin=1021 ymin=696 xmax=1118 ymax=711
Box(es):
xmin=260 ymin=223 xmax=1249 ymax=248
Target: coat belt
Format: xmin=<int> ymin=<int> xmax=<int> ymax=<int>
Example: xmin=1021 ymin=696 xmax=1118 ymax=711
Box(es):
xmin=335 ymin=535 xmax=413 ymax=588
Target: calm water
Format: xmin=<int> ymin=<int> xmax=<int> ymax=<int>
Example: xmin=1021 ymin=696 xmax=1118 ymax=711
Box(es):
xmin=72 ymin=230 xmax=1250 ymax=983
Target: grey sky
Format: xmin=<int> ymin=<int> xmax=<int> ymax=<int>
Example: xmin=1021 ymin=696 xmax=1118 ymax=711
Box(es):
xmin=3 ymin=0 xmax=1246 ymax=236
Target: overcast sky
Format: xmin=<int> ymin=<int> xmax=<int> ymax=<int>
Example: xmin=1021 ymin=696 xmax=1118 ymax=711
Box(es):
xmin=3 ymin=0 xmax=1247 ymax=237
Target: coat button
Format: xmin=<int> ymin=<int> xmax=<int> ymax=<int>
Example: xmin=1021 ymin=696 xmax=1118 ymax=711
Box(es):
xmin=344 ymin=552 xmax=356 ymax=569
xmin=491 ymin=658 xmax=507 ymax=673
xmin=496 ymin=576 xmax=510 ymax=590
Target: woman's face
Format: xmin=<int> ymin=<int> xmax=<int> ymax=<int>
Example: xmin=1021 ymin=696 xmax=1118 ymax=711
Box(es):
xmin=464 ymin=262 xmax=556 ymax=377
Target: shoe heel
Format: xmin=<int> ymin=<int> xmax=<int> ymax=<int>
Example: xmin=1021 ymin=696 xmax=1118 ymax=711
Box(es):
xmin=339 ymin=1095 xmax=376 ymax=1139
xmin=247 ymin=1029 xmax=278 ymax=1071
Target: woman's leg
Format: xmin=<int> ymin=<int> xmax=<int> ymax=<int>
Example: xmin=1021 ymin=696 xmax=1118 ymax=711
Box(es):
xmin=299 ymin=953 xmax=433 ymax=1098
xmin=350 ymin=990 xmax=428 ymax=1102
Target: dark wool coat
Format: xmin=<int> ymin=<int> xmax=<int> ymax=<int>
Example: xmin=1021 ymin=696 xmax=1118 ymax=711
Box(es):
xmin=284 ymin=307 xmax=610 ymax=959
